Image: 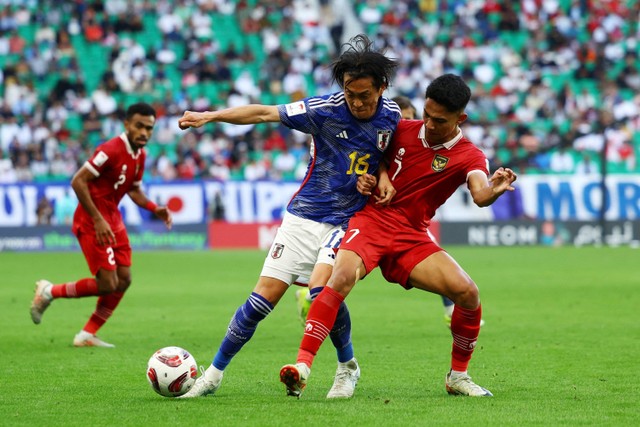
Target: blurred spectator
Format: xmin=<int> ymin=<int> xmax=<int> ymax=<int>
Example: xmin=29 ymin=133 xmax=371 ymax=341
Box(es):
xmin=272 ymin=147 xmax=297 ymax=180
xmin=14 ymin=151 xmax=33 ymax=182
xmin=208 ymin=189 xmax=226 ymax=220
xmin=36 ymin=196 xmax=54 ymax=225
xmin=549 ymin=146 xmax=575 ymax=173
xmin=0 ymin=147 xmax=17 ymax=183
xmin=208 ymin=156 xmax=231 ymax=181
xmin=30 ymin=150 xmax=49 ymax=181
xmin=54 ymin=190 xmax=77 ymax=225
xmin=243 ymin=157 xmax=268 ymax=181
xmin=574 ymin=152 xmax=600 ymax=175
xmin=1 ymin=0 xmax=639 ymax=184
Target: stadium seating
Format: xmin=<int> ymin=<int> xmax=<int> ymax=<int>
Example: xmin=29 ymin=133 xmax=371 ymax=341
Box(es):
xmin=1 ymin=0 xmax=638 ymax=183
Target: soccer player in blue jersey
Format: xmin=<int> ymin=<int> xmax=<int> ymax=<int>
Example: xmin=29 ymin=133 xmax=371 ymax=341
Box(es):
xmin=177 ymin=34 xmax=401 ymax=399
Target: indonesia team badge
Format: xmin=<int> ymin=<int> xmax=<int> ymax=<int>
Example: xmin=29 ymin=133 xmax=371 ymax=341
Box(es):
xmin=271 ymin=243 xmax=285 ymax=259
xmin=377 ymin=130 xmax=392 ymax=151
xmin=432 ymin=154 xmax=449 ymax=172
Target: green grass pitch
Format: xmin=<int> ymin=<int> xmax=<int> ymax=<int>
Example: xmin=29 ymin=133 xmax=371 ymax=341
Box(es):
xmin=2 ymin=246 xmax=639 ymax=426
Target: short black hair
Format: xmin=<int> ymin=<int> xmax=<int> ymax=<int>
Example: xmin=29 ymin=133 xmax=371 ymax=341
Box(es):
xmin=391 ymin=95 xmax=414 ymax=111
xmin=125 ymin=102 xmax=156 ymax=119
xmin=331 ymin=34 xmax=398 ymax=90
xmin=424 ymin=74 xmax=471 ymax=113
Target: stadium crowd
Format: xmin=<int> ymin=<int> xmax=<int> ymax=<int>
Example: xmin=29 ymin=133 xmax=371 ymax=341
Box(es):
xmin=1 ymin=0 xmax=639 ymax=184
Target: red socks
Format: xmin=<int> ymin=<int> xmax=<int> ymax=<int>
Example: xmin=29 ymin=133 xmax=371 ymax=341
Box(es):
xmin=297 ymin=286 xmax=344 ymax=367
xmin=450 ymin=304 xmax=482 ymax=372
xmin=51 ymin=278 xmax=99 ymax=298
xmin=83 ymin=292 xmax=124 ymax=335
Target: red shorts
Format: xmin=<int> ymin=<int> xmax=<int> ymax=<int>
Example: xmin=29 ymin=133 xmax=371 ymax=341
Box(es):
xmin=75 ymin=227 xmax=132 ymax=275
xmin=341 ymin=210 xmax=443 ymax=288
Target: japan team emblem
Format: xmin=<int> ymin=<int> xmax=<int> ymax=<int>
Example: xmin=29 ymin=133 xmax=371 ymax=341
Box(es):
xmin=377 ymin=130 xmax=392 ymax=151
xmin=432 ymin=154 xmax=449 ymax=172
xmin=271 ymin=243 xmax=285 ymax=259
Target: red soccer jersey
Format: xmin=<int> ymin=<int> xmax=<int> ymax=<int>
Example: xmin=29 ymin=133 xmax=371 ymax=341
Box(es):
xmin=73 ymin=133 xmax=146 ymax=233
xmin=367 ymin=119 xmax=489 ymax=231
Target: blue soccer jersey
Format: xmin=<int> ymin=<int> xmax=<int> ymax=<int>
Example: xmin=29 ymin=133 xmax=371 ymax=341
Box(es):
xmin=278 ymin=92 xmax=401 ymax=227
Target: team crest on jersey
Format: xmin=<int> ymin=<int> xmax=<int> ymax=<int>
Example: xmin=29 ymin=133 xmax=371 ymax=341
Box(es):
xmin=377 ymin=130 xmax=392 ymax=151
xmin=271 ymin=243 xmax=285 ymax=259
xmin=432 ymin=154 xmax=449 ymax=172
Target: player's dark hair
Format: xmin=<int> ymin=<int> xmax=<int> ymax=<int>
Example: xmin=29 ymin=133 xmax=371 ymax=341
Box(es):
xmin=391 ymin=95 xmax=413 ymax=111
xmin=331 ymin=34 xmax=398 ymax=90
xmin=126 ymin=102 xmax=156 ymax=119
xmin=425 ymin=74 xmax=471 ymax=113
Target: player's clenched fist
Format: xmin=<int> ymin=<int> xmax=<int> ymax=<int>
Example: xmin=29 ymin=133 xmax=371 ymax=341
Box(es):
xmin=178 ymin=111 xmax=207 ymax=130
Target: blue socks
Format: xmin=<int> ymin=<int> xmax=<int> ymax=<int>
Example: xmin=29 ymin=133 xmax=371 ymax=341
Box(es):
xmin=212 ymin=286 xmax=355 ymax=371
xmin=309 ymin=287 xmax=354 ymax=363
xmin=213 ymin=292 xmax=273 ymax=370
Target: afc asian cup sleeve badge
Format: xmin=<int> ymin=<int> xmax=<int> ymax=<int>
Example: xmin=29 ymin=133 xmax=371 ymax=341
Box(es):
xmin=431 ymin=154 xmax=449 ymax=172
xmin=377 ymin=130 xmax=392 ymax=151
xmin=93 ymin=151 xmax=109 ymax=167
xmin=285 ymin=101 xmax=307 ymax=117
xmin=271 ymin=243 xmax=285 ymax=259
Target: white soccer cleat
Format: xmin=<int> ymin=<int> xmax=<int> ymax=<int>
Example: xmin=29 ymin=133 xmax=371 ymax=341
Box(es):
xmin=279 ymin=363 xmax=310 ymax=397
xmin=445 ymin=371 xmax=493 ymax=397
xmin=30 ymin=280 xmax=53 ymax=324
xmin=73 ymin=331 xmax=115 ymax=348
xmin=326 ymin=358 xmax=360 ymax=398
xmin=178 ymin=368 xmax=223 ymax=398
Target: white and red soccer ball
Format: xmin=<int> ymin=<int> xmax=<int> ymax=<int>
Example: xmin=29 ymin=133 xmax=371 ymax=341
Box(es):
xmin=146 ymin=346 xmax=197 ymax=397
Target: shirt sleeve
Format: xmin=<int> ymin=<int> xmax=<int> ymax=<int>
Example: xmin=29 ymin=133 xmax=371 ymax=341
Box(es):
xmin=278 ymin=98 xmax=320 ymax=135
xmin=84 ymin=142 xmax=115 ymax=177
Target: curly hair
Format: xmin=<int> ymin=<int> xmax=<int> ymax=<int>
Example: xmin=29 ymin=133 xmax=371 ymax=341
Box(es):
xmin=331 ymin=34 xmax=398 ymax=90
xmin=424 ymin=74 xmax=471 ymax=113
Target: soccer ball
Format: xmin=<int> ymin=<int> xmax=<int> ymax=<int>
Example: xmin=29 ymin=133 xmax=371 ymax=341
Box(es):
xmin=146 ymin=346 xmax=197 ymax=397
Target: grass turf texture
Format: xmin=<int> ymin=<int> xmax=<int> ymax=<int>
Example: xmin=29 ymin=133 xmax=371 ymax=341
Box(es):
xmin=2 ymin=246 xmax=638 ymax=426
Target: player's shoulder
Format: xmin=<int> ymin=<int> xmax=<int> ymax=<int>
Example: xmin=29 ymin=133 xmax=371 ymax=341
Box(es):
xmin=307 ymin=92 xmax=346 ymax=111
xmin=395 ymin=119 xmax=423 ymax=135
xmin=284 ymin=92 xmax=347 ymax=121
xmin=381 ymin=96 xmax=402 ymax=117
xmin=458 ymin=135 xmax=485 ymax=154
xmin=97 ymin=134 xmax=124 ymax=151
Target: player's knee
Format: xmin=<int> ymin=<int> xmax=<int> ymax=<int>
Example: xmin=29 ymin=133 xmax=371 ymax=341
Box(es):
xmin=97 ymin=276 xmax=119 ymax=293
xmin=450 ymin=279 xmax=479 ymax=309
xmin=117 ymin=276 xmax=131 ymax=292
xmin=328 ymin=269 xmax=355 ymax=296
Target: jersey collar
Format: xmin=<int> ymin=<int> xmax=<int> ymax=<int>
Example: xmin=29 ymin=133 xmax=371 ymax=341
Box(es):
xmin=120 ymin=132 xmax=142 ymax=159
xmin=419 ymin=125 xmax=463 ymax=150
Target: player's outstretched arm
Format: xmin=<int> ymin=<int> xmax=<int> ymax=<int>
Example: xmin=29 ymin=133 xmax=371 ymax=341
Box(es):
xmin=468 ymin=167 xmax=518 ymax=207
xmin=178 ymin=105 xmax=281 ymax=129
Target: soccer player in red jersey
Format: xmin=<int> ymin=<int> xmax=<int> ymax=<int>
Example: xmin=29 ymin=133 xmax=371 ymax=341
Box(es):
xmin=280 ymin=74 xmax=517 ymax=397
xmin=30 ymin=103 xmax=173 ymax=348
